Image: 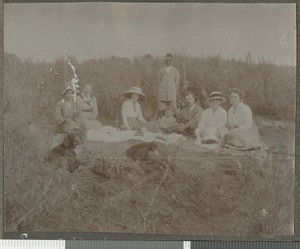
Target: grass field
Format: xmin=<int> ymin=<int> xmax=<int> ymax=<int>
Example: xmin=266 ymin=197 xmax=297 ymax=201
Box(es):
xmin=3 ymin=53 xmax=295 ymax=236
xmin=4 ymin=115 xmax=294 ymax=235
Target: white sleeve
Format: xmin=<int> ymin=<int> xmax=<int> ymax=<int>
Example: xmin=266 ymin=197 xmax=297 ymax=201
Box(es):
xmin=92 ymin=97 xmax=99 ymax=118
xmin=136 ymin=102 xmax=146 ymax=123
xmin=121 ymin=101 xmax=130 ymax=128
xmin=228 ymin=107 xmax=234 ymax=127
xmin=198 ymin=109 xmax=207 ymax=129
xmin=217 ymin=108 xmax=227 ymax=129
xmin=239 ymin=105 xmax=253 ymax=129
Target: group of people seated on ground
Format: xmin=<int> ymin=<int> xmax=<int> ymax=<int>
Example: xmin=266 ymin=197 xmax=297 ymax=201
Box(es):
xmin=194 ymin=89 xmax=259 ymax=148
xmin=54 ymin=82 xmax=102 ymax=133
xmin=54 ymin=82 xmax=260 ymax=149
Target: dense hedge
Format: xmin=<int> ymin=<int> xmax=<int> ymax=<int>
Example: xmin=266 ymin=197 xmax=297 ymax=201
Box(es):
xmin=4 ymin=52 xmax=296 ymax=131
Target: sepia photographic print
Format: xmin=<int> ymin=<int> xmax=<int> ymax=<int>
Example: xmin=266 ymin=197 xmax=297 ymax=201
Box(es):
xmin=3 ymin=2 xmax=296 ymax=238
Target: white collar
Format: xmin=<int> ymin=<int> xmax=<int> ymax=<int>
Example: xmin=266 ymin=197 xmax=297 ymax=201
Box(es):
xmin=233 ymin=102 xmax=243 ymax=113
xmin=234 ymin=102 xmax=243 ymax=110
xmin=211 ymin=106 xmax=220 ymax=112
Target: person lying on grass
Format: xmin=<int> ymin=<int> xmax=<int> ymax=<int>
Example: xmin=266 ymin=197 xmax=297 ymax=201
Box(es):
xmin=121 ymin=86 xmax=160 ymax=132
xmin=195 ymin=91 xmax=227 ymax=145
xmin=219 ymin=88 xmax=260 ymax=148
xmin=54 ymin=83 xmax=85 ymax=133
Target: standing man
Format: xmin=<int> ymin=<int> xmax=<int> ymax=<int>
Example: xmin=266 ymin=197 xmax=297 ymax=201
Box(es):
xmin=156 ymin=53 xmax=179 ymax=119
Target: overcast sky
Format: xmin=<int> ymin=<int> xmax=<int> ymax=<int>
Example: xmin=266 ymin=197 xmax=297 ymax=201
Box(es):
xmin=4 ymin=3 xmax=296 ymax=65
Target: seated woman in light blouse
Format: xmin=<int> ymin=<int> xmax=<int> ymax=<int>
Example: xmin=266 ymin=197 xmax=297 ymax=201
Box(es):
xmin=223 ymin=88 xmax=260 ymax=148
xmin=195 ymin=91 xmax=227 ymax=144
xmin=121 ymin=86 xmax=148 ymax=131
xmin=77 ymin=84 xmax=102 ymax=130
xmin=54 ymin=83 xmax=84 ymax=133
xmin=121 ymin=86 xmax=161 ymax=133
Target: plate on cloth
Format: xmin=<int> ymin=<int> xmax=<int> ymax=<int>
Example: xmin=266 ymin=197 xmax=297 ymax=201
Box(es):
xmin=201 ymin=139 xmax=218 ymax=144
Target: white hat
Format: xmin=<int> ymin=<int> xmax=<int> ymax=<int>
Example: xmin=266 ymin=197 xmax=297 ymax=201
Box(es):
xmin=124 ymin=86 xmax=147 ymax=100
xmin=206 ymin=91 xmax=226 ymax=103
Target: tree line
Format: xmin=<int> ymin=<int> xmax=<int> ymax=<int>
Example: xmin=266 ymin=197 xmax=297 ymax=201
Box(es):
xmin=4 ymin=52 xmax=296 ymax=132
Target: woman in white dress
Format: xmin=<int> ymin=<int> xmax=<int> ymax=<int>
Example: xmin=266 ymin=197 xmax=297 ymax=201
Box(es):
xmin=224 ymin=88 xmax=260 ymax=148
xmin=77 ymin=84 xmax=102 ymax=130
xmin=121 ymin=86 xmax=160 ymax=133
xmin=121 ymin=86 xmax=147 ymax=131
xmin=195 ymin=91 xmax=227 ymax=144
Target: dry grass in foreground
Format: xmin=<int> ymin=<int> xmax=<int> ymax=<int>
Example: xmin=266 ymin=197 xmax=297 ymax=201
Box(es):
xmin=4 ymin=118 xmax=294 ymax=236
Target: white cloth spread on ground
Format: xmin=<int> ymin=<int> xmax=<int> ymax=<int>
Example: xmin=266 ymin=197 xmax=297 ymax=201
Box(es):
xmin=86 ymin=126 xmax=186 ymax=144
xmin=225 ymin=141 xmax=269 ymax=151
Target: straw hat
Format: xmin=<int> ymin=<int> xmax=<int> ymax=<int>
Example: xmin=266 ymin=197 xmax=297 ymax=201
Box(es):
xmin=61 ymin=82 xmax=80 ymax=95
xmin=206 ymin=91 xmax=226 ymax=103
xmin=124 ymin=86 xmax=147 ymax=100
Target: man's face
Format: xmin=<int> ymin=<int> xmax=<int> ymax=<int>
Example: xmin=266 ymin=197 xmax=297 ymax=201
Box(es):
xmin=185 ymin=94 xmax=195 ymax=107
xmin=165 ymin=56 xmax=172 ymax=66
xmin=201 ymin=91 xmax=208 ymax=99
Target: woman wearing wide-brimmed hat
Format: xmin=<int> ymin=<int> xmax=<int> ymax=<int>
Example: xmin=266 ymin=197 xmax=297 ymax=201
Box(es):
xmin=121 ymin=86 xmax=148 ymax=131
xmin=221 ymin=88 xmax=260 ymax=148
xmin=195 ymin=91 xmax=227 ymax=144
xmin=54 ymin=82 xmax=84 ymax=133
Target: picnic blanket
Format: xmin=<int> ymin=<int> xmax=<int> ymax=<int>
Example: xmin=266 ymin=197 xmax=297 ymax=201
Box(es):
xmin=86 ymin=126 xmax=186 ymax=145
xmin=194 ymin=140 xmax=269 ymax=151
xmin=225 ymin=141 xmax=269 ymax=151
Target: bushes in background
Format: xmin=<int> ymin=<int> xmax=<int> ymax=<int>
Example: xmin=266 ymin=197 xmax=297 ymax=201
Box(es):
xmin=4 ymin=52 xmax=296 ymax=125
